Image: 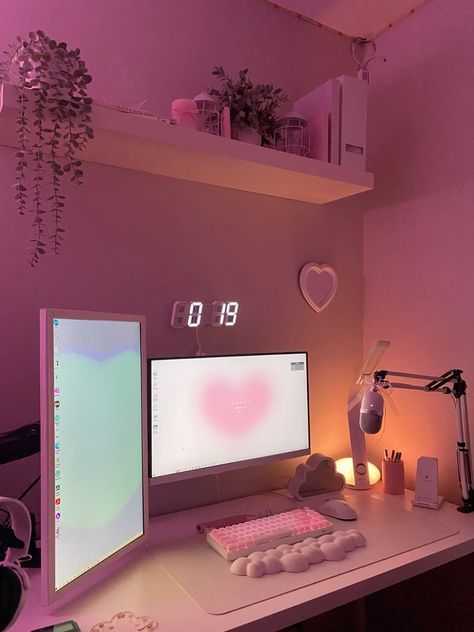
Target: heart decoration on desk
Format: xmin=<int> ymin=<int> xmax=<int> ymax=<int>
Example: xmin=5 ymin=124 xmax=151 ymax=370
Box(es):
xmin=299 ymin=263 xmax=338 ymax=313
xmin=90 ymin=611 xmax=158 ymax=632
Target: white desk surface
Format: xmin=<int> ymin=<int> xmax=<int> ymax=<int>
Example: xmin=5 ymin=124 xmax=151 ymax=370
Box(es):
xmin=11 ymin=487 xmax=474 ymax=632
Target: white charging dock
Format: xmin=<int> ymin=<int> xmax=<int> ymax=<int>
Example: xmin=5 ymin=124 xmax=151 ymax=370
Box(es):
xmin=412 ymin=456 xmax=444 ymax=509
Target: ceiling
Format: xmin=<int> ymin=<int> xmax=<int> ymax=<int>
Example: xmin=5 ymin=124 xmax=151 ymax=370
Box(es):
xmin=266 ymin=0 xmax=431 ymax=39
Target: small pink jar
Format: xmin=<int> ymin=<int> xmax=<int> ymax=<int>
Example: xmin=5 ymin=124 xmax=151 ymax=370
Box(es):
xmin=382 ymin=459 xmax=405 ymax=495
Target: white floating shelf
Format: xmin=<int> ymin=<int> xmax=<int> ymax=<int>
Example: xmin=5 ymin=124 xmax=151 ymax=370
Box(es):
xmin=0 ymin=83 xmax=373 ymax=205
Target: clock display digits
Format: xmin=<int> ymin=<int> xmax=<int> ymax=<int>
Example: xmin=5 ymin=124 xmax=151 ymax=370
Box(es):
xmin=224 ymin=301 xmax=239 ymax=326
xmin=171 ymin=300 xmax=239 ymax=328
xmin=211 ymin=301 xmax=226 ymax=327
xmin=187 ymin=301 xmax=203 ymax=327
xmin=170 ymin=301 xmax=188 ymax=328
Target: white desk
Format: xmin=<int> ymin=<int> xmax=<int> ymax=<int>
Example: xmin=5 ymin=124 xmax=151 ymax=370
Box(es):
xmin=11 ymin=487 xmax=474 ymax=632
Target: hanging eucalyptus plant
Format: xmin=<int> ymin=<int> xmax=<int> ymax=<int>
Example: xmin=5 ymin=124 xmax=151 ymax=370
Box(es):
xmin=0 ymin=30 xmax=94 ymax=266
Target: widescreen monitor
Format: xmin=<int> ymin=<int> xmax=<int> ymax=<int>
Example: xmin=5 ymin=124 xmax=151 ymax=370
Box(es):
xmin=149 ymin=352 xmax=310 ymax=483
xmin=40 ymin=309 xmax=148 ymax=606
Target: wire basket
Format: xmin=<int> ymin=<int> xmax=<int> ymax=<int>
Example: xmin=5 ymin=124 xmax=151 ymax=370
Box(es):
xmin=194 ymin=92 xmax=220 ymax=135
xmin=276 ymin=115 xmax=310 ymax=156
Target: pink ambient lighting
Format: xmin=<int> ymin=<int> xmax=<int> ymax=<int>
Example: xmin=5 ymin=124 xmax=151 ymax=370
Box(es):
xmin=200 ymin=378 xmax=272 ymax=435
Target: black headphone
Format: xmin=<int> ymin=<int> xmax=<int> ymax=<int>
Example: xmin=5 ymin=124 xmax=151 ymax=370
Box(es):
xmin=0 ymin=497 xmax=31 ymax=631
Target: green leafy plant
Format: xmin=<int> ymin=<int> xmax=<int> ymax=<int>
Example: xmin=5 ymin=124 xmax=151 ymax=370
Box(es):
xmin=209 ymin=66 xmax=287 ymax=147
xmin=0 ymin=30 xmax=94 ymax=266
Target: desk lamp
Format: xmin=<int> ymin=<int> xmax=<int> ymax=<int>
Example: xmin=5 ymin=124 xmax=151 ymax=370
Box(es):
xmin=336 ymin=340 xmax=391 ymax=489
xmin=360 ymin=367 xmax=474 ymax=513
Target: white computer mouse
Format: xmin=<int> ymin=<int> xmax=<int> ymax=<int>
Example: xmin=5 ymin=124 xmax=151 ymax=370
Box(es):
xmin=318 ymin=499 xmax=358 ymax=521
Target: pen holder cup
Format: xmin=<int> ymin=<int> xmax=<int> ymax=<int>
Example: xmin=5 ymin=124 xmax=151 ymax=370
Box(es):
xmin=382 ymin=459 xmax=405 ymax=495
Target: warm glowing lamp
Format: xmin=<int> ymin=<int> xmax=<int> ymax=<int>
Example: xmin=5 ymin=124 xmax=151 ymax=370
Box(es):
xmin=345 ymin=340 xmax=391 ymax=490
xmin=335 ymin=457 xmax=381 ymax=487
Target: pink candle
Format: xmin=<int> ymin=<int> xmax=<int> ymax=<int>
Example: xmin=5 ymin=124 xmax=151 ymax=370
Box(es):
xmin=171 ymin=99 xmax=198 ymax=129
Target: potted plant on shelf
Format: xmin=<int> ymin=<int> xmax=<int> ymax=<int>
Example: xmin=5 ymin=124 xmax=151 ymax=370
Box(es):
xmin=209 ymin=66 xmax=287 ymax=147
xmin=0 ymin=30 xmax=94 ymax=266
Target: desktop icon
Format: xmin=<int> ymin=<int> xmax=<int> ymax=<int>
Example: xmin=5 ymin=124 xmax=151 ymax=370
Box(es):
xmin=55 ymin=498 xmax=61 ymax=505
xmin=55 ymin=512 xmax=61 ymax=520
xmin=53 ymin=319 xmax=59 ymax=326
xmin=55 ymin=400 xmax=60 ymax=408
xmin=55 ymin=469 xmax=61 ymax=479
xmin=55 ymin=442 xmax=60 ymax=449
xmin=55 ymin=414 xmax=60 ymax=421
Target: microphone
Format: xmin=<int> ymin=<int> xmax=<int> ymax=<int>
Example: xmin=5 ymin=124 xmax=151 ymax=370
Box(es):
xmin=359 ymin=387 xmax=384 ymax=434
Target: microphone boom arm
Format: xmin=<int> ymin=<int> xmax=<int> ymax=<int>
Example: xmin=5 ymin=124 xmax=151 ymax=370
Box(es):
xmin=373 ymin=369 xmax=474 ymax=513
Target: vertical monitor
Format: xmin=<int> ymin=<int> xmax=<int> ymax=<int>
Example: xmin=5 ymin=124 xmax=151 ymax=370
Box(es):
xmin=149 ymin=352 xmax=310 ymax=483
xmin=40 ymin=309 xmax=148 ymax=606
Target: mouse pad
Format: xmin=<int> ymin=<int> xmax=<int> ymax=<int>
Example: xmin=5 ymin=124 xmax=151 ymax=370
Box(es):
xmin=151 ymin=494 xmax=458 ymax=615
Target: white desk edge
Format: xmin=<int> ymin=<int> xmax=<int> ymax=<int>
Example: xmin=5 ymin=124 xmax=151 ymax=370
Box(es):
xmin=10 ymin=487 xmax=474 ymax=632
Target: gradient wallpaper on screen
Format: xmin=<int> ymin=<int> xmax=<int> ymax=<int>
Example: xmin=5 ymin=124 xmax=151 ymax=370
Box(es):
xmin=52 ymin=318 xmax=143 ymax=590
xmin=150 ymin=353 xmax=309 ymax=478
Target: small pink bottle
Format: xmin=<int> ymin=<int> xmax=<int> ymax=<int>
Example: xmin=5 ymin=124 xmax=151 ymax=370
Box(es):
xmin=220 ymin=106 xmax=231 ymax=138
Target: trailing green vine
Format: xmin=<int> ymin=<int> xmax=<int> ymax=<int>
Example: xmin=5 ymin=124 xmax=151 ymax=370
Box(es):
xmin=0 ymin=30 xmax=94 ymax=266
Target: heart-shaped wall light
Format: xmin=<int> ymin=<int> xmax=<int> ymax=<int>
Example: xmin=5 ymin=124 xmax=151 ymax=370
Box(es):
xmin=299 ymin=263 xmax=338 ymax=313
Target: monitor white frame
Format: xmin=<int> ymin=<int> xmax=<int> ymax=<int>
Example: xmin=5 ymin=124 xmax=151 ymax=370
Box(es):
xmin=40 ymin=308 xmax=149 ymax=607
xmin=148 ymin=351 xmax=311 ymax=485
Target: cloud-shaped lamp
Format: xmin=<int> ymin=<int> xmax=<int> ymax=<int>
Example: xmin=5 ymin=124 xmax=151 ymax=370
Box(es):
xmin=288 ymin=453 xmax=345 ymax=500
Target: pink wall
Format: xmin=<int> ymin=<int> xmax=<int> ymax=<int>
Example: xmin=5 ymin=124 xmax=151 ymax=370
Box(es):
xmin=364 ymin=0 xmax=474 ymax=503
xmin=0 ymin=0 xmax=352 ymax=115
xmin=0 ymin=1 xmax=364 ymax=516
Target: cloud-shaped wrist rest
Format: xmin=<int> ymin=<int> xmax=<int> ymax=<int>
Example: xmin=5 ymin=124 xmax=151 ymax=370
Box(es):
xmin=288 ymin=453 xmax=345 ymax=501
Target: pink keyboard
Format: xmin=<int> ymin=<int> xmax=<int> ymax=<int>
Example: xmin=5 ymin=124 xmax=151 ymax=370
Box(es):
xmin=206 ymin=507 xmax=334 ymax=561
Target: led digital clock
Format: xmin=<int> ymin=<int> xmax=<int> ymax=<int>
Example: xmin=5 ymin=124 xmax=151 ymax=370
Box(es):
xmin=170 ymin=301 xmax=239 ymax=328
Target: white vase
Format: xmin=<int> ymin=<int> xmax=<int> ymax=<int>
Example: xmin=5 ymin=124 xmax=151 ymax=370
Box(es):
xmin=236 ymin=126 xmax=261 ymax=145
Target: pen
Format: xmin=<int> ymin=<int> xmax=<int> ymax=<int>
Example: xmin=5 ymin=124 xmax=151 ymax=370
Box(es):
xmin=385 ymin=449 xmax=402 ymax=462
